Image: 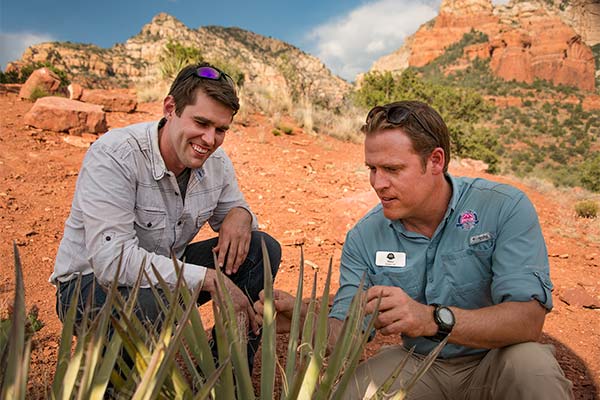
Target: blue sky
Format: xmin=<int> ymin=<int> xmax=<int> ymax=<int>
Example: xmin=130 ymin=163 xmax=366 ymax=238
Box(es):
xmin=0 ymin=0 xmax=503 ymax=81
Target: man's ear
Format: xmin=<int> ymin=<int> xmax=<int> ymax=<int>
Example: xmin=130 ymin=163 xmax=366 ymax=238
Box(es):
xmin=163 ymin=95 xmax=176 ymax=117
xmin=429 ymin=147 xmax=445 ymax=174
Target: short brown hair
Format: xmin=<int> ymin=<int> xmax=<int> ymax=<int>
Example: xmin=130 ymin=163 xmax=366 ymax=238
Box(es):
xmin=362 ymin=100 xmax=451 ymax=172
xmin=168 ymin=62 xmax=240 ymax=117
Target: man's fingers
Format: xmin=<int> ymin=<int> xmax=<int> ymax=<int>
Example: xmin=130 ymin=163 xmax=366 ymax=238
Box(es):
xmin=225 ymin=244 xmax=237 ymax=274
xmin=231 ymin=237 xmax=249 ymax=274
xmin=365 ymin=286 xmax=388 ymax=302
xmin=253 ymin=300 xmax=264 ymax=314
xmin=216 ymin=239 xmax=230 ymax=270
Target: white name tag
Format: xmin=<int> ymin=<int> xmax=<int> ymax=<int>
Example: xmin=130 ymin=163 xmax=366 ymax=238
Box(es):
xmin=469 ymin=232 xmax=493 ymax=245
xmin=375 ymin=251 xmax=406 ymax=267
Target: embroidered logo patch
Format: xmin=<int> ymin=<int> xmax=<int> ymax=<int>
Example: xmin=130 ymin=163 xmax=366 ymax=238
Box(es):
xmin=456 ymin=210 xmax=479 ymax=230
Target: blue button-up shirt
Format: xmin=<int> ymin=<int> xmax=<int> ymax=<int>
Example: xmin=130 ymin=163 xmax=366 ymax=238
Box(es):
xmin=51 ymin=120 xmax=257 ymax=290
xmin=330 ymin=175 xmax=553 ymax=358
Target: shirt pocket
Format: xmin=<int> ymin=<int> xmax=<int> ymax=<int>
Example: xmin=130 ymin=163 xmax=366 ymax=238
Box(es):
xmin=367 ymin=266 xmax=422 ymax=300
xmin=134 ymin=207 xmax=167 ymax=253
xmin=440 ymin=240 xmax=494 ymax=306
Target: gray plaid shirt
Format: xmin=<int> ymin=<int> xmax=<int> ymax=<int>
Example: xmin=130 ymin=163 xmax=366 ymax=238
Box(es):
xmin=50 ymin=120 xmax=257 ymax=290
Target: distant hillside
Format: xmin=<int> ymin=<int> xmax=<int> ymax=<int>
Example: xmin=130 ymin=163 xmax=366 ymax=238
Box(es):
xmin=369 ymin=0 xmax=599 ymax=92
xmin=357 ymin=0 xmax=600 ymax=191
xmin=6 ymin=13 xmax=351 ymax=110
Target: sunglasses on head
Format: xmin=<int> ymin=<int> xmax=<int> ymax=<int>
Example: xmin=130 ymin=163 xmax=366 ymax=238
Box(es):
xmin=366 ymin=104 xmax=437 ymax=141
xmin=186 ymin=66 xmax=236 ymax=91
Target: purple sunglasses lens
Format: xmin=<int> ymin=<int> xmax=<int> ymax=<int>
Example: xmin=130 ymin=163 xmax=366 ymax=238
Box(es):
xmin=196 ymin=67 xmax=220 ymax=79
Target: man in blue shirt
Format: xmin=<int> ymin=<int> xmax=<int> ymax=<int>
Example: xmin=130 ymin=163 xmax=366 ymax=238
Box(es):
xmin=255 ymin=101 xmax=572 ymax=399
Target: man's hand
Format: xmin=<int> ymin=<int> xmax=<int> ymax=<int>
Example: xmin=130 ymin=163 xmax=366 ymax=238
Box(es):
xmin=203 ymin=269 xmax=259 ymax=334
xmin=213 ymin=207 xmax=252 ymax=275
xmin=365 ymin=285 xmax=435 ymax=337
xmin=254 ymin=289 xmax=302 ymax=334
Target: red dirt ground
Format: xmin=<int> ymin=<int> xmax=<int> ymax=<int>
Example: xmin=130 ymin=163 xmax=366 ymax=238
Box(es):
xmin=1 ymin=90 xmax=599 ymax=399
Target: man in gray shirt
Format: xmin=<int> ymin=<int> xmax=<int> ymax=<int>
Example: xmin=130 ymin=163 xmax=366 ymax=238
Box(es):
xmin=51 ymin=62 xmax=280 ymax=368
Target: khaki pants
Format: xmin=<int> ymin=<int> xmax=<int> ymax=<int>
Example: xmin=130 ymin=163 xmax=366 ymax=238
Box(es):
xmin=345 ymin=342 xmax=573 ymax=400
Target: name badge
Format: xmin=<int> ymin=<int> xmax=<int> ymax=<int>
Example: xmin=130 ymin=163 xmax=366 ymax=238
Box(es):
xmin=469 ymin=232 xmax=493 ymax=245
xmin=375 ymin=251 xmax=406 ymax=267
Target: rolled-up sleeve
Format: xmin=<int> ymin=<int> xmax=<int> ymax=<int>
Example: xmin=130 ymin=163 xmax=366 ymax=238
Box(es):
xmin=490 ymin=193 xmax=553 ymax=310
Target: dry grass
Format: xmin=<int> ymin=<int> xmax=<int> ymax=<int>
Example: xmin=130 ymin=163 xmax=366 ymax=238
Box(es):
xmin=135 ymin=79 xmax=169 ymax=103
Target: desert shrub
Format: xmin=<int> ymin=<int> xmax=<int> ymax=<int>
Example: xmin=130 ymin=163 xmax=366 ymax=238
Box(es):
xmin=353 ymin=69 xmax=497 ymax=168
xmin=160 ymin=40 xmax=204 ymax=80
xmin=0 ymin=62 xmax=69 ymax=87
xmin=210 ymin=58 xmax=245 ymax=87
xmin=28 ymin=86 xmax=50 ymax=101
xmin=579 ymin=153 xmax=600 ymax=192
xmin=574 ymin=200 xmax=598 ymax=218
xmin=276 ymin=124 xmax=293 ymax=135
xmin=0 ymin=69 xmax=20 ymax=83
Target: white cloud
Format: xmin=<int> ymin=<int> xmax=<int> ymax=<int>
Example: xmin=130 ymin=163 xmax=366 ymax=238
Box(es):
xmin=0 ymin=32 xmax=55 ymax=70
xmin=306 ymin=0 xmax=440 ymax=81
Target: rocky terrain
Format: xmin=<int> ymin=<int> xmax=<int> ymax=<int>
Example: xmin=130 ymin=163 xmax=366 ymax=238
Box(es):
xmin=370 ymin=0 xmax=599 ymax=92
xmin=0 ymin=87 xmax=599 ymax=398
xmin=6 ymin=13 xmax=350 ymax=109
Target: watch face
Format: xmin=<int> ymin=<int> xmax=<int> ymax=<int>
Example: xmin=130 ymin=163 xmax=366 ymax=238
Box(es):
xmin=438 ymin=307 xmax=455 ymax=325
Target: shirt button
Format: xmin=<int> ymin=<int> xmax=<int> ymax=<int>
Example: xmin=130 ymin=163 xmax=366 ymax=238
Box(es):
xmin=428 ymin=277 xmax=433 ymax=283
xmin=177 ymin=220 xmax=182 ymax=226
xmin=174 ymin=192 xmax=179 ymax=196
xmin=105 ymin=236 xmax=111 ymax=241
xmin=147 ymin=222 xmax=152 ymax=228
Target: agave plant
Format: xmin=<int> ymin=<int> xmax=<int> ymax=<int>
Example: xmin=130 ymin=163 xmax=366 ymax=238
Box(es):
xmin=2 ymin=241 xmax=446 ymax=399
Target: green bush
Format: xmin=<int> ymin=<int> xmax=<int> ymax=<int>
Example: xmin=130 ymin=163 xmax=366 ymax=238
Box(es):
xmin=353 ymin=69 xmax=497 ymax=169
xmin=574 ymin=200 xmax=598 ymax=218
xmin=28 ymin=86 xmax=50 ymax=101
xmin=160 ymin=40 xmax=204 ymax=80
xmin=579 ymin=153 xmax=600 ymax=192
xmin=0 ymin=62 xmax=69 ymax=87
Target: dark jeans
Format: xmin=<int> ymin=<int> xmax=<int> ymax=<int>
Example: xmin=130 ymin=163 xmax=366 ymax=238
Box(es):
xmin=56 ymin=230 xmax=281 ymax=371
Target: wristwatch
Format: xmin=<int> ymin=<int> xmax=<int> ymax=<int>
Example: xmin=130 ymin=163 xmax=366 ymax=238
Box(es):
xmin=428 ymin=303 xmax=455 ymax=342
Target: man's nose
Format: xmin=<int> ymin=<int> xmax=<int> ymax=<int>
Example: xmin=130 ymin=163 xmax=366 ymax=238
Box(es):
xmin=202 ymin=127 xmax=216 ymax=147
xmin=371 ymin=171 xmax=390 ymax=190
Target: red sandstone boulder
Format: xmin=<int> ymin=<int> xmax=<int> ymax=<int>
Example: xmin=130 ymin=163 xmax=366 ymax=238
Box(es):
xmin=80 ymin=89 xmax=137 ymax=112
xmin=23 ymin=96 xmax=107 ymax=134
xmin=68 ymin=83 xmax=84 ymax=100
xmin=583 ymin=95 xmax=600 ymax=111
xmin=19 ymin=67 xmax=63 ymax=100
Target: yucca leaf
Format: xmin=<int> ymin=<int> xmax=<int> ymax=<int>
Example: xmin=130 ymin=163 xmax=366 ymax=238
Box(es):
xmin=330 ymin=294 xmax=381 ymax=400
xmin=212 ymin=301 xmax=235 ymax=399
xmin=1 ymin=243 xmax=27 ymax=400
xmin=285 ymin=271 xmax=319 ymax=399
xmin=281 ymin=248 xmax=305 ymax=399
xmin=402 ymin=336 xmax=448 ymax=394
xmin=260 ymin=238 xmax=276 ymax=399
xmin=212 ymin=256 xmax=254 ymax=400
xmin=193 ymin=355 xmax=231 ymax=400
xmin=297 ymin=259 xmax=333 ymax=400
xmin=51 ymin=275 xmax=81 ymax=399
xmin=367 ymin=346 xmax=413 ymax=400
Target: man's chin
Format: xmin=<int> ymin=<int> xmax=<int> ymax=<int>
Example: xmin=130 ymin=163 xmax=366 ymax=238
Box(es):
xmin=381 ymin=208 xmax=401 ymax=221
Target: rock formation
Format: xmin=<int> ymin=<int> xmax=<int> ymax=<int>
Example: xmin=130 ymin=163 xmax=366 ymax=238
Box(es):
xmin=7 ymin=13 xmax=350 ymax=109
xmin=370 ymin=0 xmax=598 ymax=92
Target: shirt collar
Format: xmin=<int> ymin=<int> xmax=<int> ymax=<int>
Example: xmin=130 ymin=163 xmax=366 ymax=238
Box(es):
xmin=149 ymin=119 xmax=168 ymax=180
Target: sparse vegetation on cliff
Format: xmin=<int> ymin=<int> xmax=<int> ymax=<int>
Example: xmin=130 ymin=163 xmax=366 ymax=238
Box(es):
xmin=353 ymin=69 xmax=500 ymax=172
